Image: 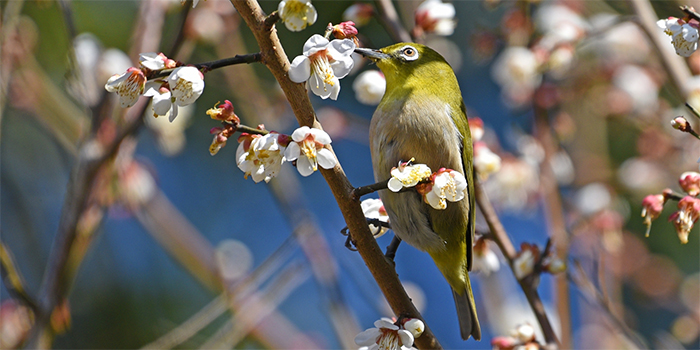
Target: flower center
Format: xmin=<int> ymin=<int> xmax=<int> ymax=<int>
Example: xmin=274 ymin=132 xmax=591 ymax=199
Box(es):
xmin=377 ymin=330 xmax=400 ymax=350
xmin=285 ymin=0 xmax=308 ymax=22
xmin=310 ymin=51 xmax=336 ymax=89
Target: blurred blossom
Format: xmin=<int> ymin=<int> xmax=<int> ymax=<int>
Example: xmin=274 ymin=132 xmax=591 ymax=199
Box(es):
xmin=355 ymin=317 xmax=414 ymax=350
xmin=69 ymin=33 xmax=103 ymax=106
xmin=550 ymin=150 xmax=575 ymax=185
xmin=470 ymin=30 xmax=499 ymax=64
xmin=513 ymin=244 xmax=538 ymax=280
xmin=534 ymin=3 xmax=588 ymax=37
xmin=468 ymin=117 xmax=484 ymax=142
xmin=343 ymin=3 xmax=374 ymax=27
xmin=186 ymin=5 xmax=225 ymax=43
xmin=685 ymin=76 xmax=700 ymax=108
xmin=98 ymin=48 xmax=133 ymax=85
xmin=617 ymin=157 xmax=668 ymax=193
xmin=512 ymin=323 xmax=536 ymax=343
xmin=670 ymin=196 xmax=700 ymax=244
xmin=0 ymin=300 xmax=34 ymax=349
xmin=484 ymin=156 xmax=539 ymax=211
xmin=633 ymin=255 xmax=682 ymax=299
xmin=315 ymin=107 xmax=348 ymax=139
xmin=360 ymin=198 xmax=389 ymax=237
xmin=119 ymin=161 xmax=156 ymax=210
xmin=593 ymin=209 xmax=625 ymax=253
xmin=672 ymin=315 xmax=699 ymax=344
xmin=546 ymin=44 xmax=576 ymax=79
xmin=474 ymin=141 xmax=501 ymax=180
xmin=472 ymin=237 xmax=500 ymax=276
xmin=146 ymin=103 xmax=194 ymax=156
xmin=353 ymin=70 xmax=386 ymax=105
xmin=680 ymin=273 xmax=700 ymax=313
xmin=278 ymin=0 xmax=317 ymax=32
xmin=612 ymin=64 xmax=659 ymax=113
xmin=414 ymin=0 xmax=456 ymax=36
xmin=657 ymin=17 xmax=699 ymax=57
xmin=516 ymin=134 xmax=544 ymax=166
xmin=679 ymin=171 xmax=700 ymax=196
xmin=492 ymin=46 xmax=542 ymax=107
xmin=574 ymin=182 xmax=611 ymax=216
xmin=215 ymin=239 xmax=254 ymax=282
xmin=284 ymin=126 xmax=336 ymax=176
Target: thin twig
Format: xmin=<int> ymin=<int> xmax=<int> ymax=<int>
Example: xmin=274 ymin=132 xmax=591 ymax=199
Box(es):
xmin=351 ymin=179 xmax=390 ymax=200
xmin=374 ymin=0 xmax=413 ymax=43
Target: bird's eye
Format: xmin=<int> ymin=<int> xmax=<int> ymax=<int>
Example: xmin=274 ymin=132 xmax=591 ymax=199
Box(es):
xmin=399 ymin=45 xmax=419 ymax=61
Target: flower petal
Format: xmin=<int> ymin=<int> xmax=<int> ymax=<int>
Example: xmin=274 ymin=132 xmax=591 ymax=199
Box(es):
xmin=316 ymin=148 xmax=337 ymax=169
xmin=284 ymin=141 xmax=301 ymax=161
xmin=303 ymin=34 xmax=329 ymax=55
xmin=354 ymin=328 xmax=381 ymax=346
xmin=397 ymin=329 xmax=414 ymax=347
xmin=291 ymin=126 xmax=311 ymax=142
xmin=388 ymin=178 xmax=404 ymax=192
xmin=308 ymin=128 xmax=332 ymax=144
xmin=296 ymin=156 xmax=315 ymax=176
xmin=289 ymin=56 xmax=311 ymax=83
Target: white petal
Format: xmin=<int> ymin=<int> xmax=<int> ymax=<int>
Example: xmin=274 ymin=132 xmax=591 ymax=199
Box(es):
xmin=329 ymin=56 xmax=354 ymax=79
xmin=308 ymin=128 xmax=332 ymax=144
xmin=296 ymin=156 xmax=315 ymax=176
xmin=289 ymin=56 xmax=311 ymax=83
xmin=306 ymin=3 xmax=317 ymax=25
xmin=316 ymin=148 xmax=337 ymax=169
xmin=354 ymin=328 xmax=381 ymax=346
xmin=236 ymin=142 xmax=247 ymax=165
xmin=425 ymin=190 xmax=446 ymax=210
xmin=139 ymin=52 xmax=165 ymax=70
xmin=387 ymin=178 xmax=404 ymax=192
xmin=397 ymin=330 xmax=414 ymax=347
xmin=152 ymin=92 xmax=172 ymax=116
xmin=284 ymin=142 xmax=301 ymax=161
xmin=284 ymin=15 xmax=307 ymax=32
xmin=329 ymin=38 xmax=356 ymax=57
xmin=291 ymin=126 xmax=311 ymax=142
xmin=277 ymin=0 xmax=287 ymax=15
xmin=303 ymin=34 xmax=329 ymax=55
xmin=308 ymin=72 xmax=333 ymax=99
xmin=375 ymin=318 xmax=399 ymax=330
xmin=168 ymin=103 xmax=179 ymax=122
xmin=104 ymin=73 xmax=126 ymax=92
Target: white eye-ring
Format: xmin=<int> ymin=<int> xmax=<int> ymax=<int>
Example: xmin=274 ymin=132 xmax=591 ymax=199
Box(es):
xmin=399 ymin=45 xmax=419 ymax=61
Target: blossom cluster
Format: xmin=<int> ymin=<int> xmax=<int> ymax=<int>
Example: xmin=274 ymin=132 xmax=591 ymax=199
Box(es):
xmin=105 ymin=52 xmax=204 ymax=122
xmin=386 ymin=159 xmax=468 ymax=211
xmin=642 ymin=172 xmax=700 ymax=244
xmin=657 ymin=17 xmax=700 ymax=57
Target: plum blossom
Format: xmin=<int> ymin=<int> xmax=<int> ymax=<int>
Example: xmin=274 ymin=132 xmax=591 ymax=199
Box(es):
xmin=387 ymin=159 xmax=432 ymax=192
xmin=139 ymin=52 xmax=175 ymax=70
xmin=143 ymin=66 xmax=205 ymax=122
xmin=278 ymin=0 xmax=317 ymax=32
xmin=284 ymin=126 xmax=336 ymax=176
xmin=237 ymin=132 xmax=287 ymax=183
xmin=415 ymin=0 xmax=456 ymax=36
xmin=474 ymin=141 xmax=501 ymax=180
xmin=513 ymin=244 xmax=538 ymax=280
xmin=353 ymin=70 xmax=386 ymax=105
xmin=658 ymin=17 xmax=699 ymax=57
xmin=422 ymin=168 xmax=468 ymax=210
xmin=670 ymin=196 xmax=700 ymax=244
xmin=472 ymin=237 xmax=500 ymax=276
xmin=354 ymin=318 xmax=415 ymax=350
xmin=105 ymin=67 xmax=146 ymax=107
xmin=289 ymin=34 xmax=355 ymax=100
xmin=679 ymin=171 xmax=700 ymax=196
xmin=642 ymin=194 xmax=666 ymax=237
xmin=343 ymin=3 xmax=373 ymax=27
xmin=360 ymin=198 xmax=390 ymax=237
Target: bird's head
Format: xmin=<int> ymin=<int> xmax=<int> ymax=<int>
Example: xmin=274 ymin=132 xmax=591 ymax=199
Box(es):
xmin=355 ymin=43 xmax=457 ymax=98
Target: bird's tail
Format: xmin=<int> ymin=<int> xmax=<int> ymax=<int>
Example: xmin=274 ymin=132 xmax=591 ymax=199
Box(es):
xmin=452 ymin=285 xmax=481 ymax=341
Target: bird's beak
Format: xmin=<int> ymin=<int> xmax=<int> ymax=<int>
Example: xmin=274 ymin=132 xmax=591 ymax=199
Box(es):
xmin=354 ymin=47 xmax=390 ymax=62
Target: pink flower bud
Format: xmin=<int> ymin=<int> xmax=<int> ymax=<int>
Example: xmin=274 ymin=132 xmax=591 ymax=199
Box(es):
xmin=468 ymin=117 xmax=484 ymax=141
xmin=641 ymin=194 xmax=665 ymax=237
xmin=332 ymin=21 xmax=359 ymax=39
xmin=206 ymin=100 xmax=239 ymax=123
xmin=679 ymin=171 xmax=700 ymax=196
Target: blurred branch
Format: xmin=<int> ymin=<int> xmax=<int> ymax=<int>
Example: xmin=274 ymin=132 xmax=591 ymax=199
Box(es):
xmin=374 ymin=0 xmax=413 ymax=43
xmin=629 ymin=0 xmax=691 ymax=100
xmin=229 ymin=1 xmax=441 ymax=348
xmin=0 ymin=0 xmax=26 ymax=127
xmin=0 ymin=242 xmax=39 ymax=311
xmin=475 ymin=181 xmax=560 ymax=348
xmin=568 ymin=260 xmax=648 ymax=349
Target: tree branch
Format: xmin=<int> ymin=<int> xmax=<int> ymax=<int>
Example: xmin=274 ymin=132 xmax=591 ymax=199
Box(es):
xmin=229 ymin=1 xmax=441 ymax=348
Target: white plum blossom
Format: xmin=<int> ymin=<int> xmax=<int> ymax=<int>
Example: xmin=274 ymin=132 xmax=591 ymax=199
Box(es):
xmin=472 ymin=238 xmax=500 ymax=276
xmin=289 ymin=34 xmax=355 ymax=100
xmin=657 ymin=17 xmax=699 ymax=57
xmin=474 ymin=141 xmax=501 ymax=180
xmin=284 ymin=126 xmax=337 ymax=176
xmin=415 ymin=0 xmax=456 ymax=36
xmin=105 ymin=67 xmax=146 ymax=107
xmin=387 ymin=160 xmax=432 ymax=192
xmin=236 ymin=132 xmax=287 ymax=183
xmin=492 ymin=46 xmax=542 ymax=93
xmin=513 ymin=248 xmax=536 ymax=280
xmin=139 ymin=52 xmax=167 ymax=70
xmin=354 ymin=318 xmax=415 ymax=350
xmin=360 ymin=198 xmax=389 ymax=237
xmin=278 ymin=0 xmax=317 ymax=32
xmin=423 ymin=168 xmax=467 ymax=210
xmin=353 ymin=70 xmax=386 ymax=105
xmin=168 ymin=66 xmax=204 ymax=106
xmin=143 ymin=82 xmax=173 ymax=118
xmin=402 ymin=318 xmax=425 ymax=339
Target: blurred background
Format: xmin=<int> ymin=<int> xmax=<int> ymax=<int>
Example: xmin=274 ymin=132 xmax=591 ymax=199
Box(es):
xmin=1 ymin=0 xmax=699 ymax=349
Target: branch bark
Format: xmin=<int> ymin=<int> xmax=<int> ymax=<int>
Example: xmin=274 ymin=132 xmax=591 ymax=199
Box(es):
xmin=229 ymin=1 xmax=441 ymax=348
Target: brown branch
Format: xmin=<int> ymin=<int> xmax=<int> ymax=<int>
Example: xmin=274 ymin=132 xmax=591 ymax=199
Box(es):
xmin=475 ymin=181 xmax=560 ymax=347
xmin=375 ymin=0 xmax=413 ymax=43
xmin=229 ymin=1 xmax=441 ymax=348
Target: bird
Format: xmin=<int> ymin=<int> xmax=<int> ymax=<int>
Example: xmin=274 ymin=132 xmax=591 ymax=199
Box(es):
xmin=355 ymin=43 xmax=481 ymax=341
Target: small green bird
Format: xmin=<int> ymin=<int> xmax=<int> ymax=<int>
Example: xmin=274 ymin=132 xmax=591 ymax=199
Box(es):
xmin=355 ymin=43 xmax=480 ymax=341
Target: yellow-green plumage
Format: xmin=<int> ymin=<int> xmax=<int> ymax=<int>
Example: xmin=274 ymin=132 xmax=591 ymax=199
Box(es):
xmin=357 ymin=43 xmax=480 ymax=341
